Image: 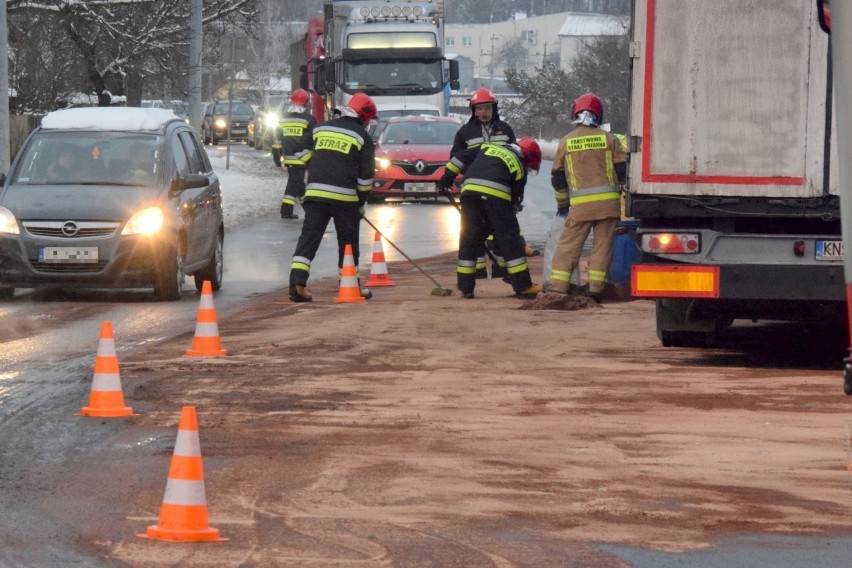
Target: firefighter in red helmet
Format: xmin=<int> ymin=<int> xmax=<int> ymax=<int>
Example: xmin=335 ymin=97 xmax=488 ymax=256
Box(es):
xmin=451 ymin=136 xmax=543 ymax=299
xmin=548 ymin=92 xmax=627 ymax=302
xmin=278 ymin=88 xmax=317 ymax=219
xmin=288 ymin=92 xmax=377 ymax=302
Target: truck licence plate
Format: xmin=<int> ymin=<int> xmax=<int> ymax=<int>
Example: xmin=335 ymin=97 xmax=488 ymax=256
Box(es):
xmin=815 ymin=240 xmax=843 ymax=261
xmin=39 ymin=246 xmax=99 ymax=263
xmin=404 ymin=182 xmax=435 ymax=192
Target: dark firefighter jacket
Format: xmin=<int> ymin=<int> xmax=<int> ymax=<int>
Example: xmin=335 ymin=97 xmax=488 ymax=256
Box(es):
xmin=304 ymin=116 xmax=374 ymax=206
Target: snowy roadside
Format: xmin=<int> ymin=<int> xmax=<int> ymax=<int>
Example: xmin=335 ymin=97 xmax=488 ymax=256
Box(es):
xmin=207 ymin=146 xmax=283 ymax=229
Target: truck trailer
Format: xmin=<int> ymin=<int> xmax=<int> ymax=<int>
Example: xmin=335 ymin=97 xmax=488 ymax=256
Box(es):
xmin=627 ymin=0 xmax=845 ymax=347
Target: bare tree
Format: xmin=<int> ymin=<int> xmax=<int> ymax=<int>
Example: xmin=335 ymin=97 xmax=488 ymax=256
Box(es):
xmin=7 ymin=0 xmax=258 ymax=111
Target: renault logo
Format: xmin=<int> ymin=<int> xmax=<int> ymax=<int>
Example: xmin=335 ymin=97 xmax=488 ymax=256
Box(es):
xmin=61 ymin=221 xmax=79 ymax=237
xmin=414 ymin=160 xmax=426 ymax=173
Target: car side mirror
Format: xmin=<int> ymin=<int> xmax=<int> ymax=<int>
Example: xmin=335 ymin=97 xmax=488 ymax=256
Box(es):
xmin=170 ymin=173 xmax=209 ymax=194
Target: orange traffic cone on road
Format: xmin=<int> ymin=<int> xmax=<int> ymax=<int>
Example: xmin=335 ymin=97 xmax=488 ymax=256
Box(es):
xmin=186 ymin=280 xmax=227 ymax=357
xmin=334 ymin=244 xmax=366 ymax=303
xmin=139 ymin=406 xmax=227 ymax=543
xmin=365 ymin=231 xmax=396 ymax=287
xmin=79 ymin=321 xmax=134 ymax=418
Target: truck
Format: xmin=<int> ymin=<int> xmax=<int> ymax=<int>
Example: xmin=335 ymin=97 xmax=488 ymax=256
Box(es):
xmin=627 ymin=0 xmax=845 ymax=347
xmin=293 ymin=0 xmax=459 ymax=125
xmin=290 ymin=15 xmax=327 ymax=125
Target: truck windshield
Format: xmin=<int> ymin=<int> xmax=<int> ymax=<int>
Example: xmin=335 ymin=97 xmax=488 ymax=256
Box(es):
xmin=343 ymin=60 xmax=443 ymax=94
xmin=348 ymin=32 xmax=436 ymax=49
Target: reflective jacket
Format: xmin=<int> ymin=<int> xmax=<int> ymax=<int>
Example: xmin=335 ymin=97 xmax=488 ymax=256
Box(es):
xmin=304 ymin=116 xmax=374 ymax=205
xmin=277 ymin=108 xmax=316 ymax=167
xmin=458 ymin=143 xmax=526 ymax=204
xmin=551 ymin=124 xmax=626 ymax=220
xmin=444 ymin=114 xmax=516 ymax=177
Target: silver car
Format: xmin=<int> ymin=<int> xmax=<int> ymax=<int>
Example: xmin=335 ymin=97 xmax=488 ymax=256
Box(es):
xmin=0 ymin=107 xmax=224 ymax=301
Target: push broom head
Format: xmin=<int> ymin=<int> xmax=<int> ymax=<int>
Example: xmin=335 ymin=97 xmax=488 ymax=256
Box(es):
xmin=431 ymin=286 xmax=453 ymax=296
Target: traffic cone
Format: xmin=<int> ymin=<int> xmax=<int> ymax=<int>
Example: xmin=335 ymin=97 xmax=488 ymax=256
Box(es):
xmin=186 ymin=280 xmax=227 ymax=357
xmin=140 ymin=406 xmax=227 ymax=543
xmin=79 ymin=321 xmax=134 ymax=418
xmin=365 ymin=231 xmax=396 ymax=287
xmin=334 ymin=244 xmax=367 ymax=303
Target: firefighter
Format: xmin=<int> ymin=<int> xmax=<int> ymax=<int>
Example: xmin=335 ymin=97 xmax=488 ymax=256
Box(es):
xmin=288 ymin=92 xmax=377 ymax=303
xmin=448 ymin=137 xmax=544 ymax=300
xmin=439 ymin=88 xmax=538 ymax=278
xmin=548 ymin=93 xmax=627 ymax=302
xmin=278 ymin=89 xmax=317 ymax=219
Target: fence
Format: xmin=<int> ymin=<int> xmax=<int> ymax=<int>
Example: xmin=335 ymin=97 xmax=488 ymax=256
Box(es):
xmin=10 ymin=115 xmax=40 ymax=162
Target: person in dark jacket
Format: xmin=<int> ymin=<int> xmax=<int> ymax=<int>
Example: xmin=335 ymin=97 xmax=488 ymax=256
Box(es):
xmin=452 ymin=137 xmax=544 ymax=300
xmin=288 ymin=92 xmax=377 ymax=303
xmin=438 ymin=88 xmax=538 ymax=278
xmin=278 ymin=89 xmax=317 ymax=219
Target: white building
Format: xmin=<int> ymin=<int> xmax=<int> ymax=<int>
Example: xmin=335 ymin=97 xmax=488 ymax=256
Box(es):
xmin=445 ymin=12 xmax=627 ymax=94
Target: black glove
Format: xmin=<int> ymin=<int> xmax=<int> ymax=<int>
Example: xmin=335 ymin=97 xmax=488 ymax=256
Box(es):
xmin=437 ymin=172 xmax=455 ymax=194
xmin=556 ymin=206 xmax=569 ymax=218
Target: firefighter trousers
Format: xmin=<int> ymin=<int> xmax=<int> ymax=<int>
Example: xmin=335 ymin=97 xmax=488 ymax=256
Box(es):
xmin=281 ymin=165 xmax=307 ymax=207
xmin=289 ymin=200 xmax=361 ymax=288
xmin=457 ymin=193 xmax=531 ymax=294
xmin=549 ymin=216 xmax=618 ymax=294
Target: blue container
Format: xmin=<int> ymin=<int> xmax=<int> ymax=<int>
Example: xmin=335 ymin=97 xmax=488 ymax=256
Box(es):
xmin=608 ymin=220 xmax=641 ymax=286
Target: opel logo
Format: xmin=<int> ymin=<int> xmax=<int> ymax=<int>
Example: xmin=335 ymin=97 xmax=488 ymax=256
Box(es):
xmin=61 ymin=221 xmax=79 ymax=237
xmin=414 ymin=160 xmax=426 ymax=173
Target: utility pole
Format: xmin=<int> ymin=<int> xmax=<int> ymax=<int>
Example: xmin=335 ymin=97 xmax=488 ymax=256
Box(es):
xmin=0 ymin=0 xmax=10 ymax=173
xmin=489 ymin=34 xmax=499 ymax=91
xmin=188 ymin=0 xmax=203 ymax=133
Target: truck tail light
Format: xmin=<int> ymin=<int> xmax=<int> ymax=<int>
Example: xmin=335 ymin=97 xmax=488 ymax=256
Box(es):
xmin=641 ymin=232 xmax=700 ymax=254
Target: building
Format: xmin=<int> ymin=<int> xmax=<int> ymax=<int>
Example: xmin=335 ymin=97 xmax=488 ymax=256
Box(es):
xmin=445 ymin=11 xmax=627 ymax=94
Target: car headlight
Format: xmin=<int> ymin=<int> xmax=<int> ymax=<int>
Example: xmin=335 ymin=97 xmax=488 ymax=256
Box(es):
xmin=0 ymin=206 xmax=20 ymax=235
xmin=265 ymin=114 xmax=280 ymax=128
xmin=214 ymin=118 xmax=227 ymax=129
xmin=122 ymin=207 xmax=164 ymax=236
xmin=375 ymin=157 xmax=391 ymax=170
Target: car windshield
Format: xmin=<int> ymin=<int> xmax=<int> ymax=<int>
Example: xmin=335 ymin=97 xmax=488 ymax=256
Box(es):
xmin=213 ymin=102 xmax=253 ymax=115
xmin=379 ymin=121 xmax=458 ymax=145
xmin=11 ymin=131 xmax=162 ymax=187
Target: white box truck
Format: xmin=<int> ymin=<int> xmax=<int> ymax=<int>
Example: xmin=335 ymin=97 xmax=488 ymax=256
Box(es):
xmin=627 ymin=0 xmax=845 ymax=347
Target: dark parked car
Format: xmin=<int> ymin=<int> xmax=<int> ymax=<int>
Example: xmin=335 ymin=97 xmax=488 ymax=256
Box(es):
xmin=0 ymin=107 xmax=224 ymax=301
xmin=201 ymin=99 xmax=254 ymax=145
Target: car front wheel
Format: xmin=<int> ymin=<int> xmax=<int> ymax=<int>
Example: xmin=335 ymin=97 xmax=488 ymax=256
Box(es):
xmin=154 ymin=243 xmax=185 ymax=301
xmin=0 ymin=287 xmax=14 ymax=300
xmin=194 ymin=231 xmax=224 ymax=291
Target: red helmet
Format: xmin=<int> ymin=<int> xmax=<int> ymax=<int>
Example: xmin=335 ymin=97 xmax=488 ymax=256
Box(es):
xmin=571 ymin=93 xmax=603 ymax=122
xmin=291 ymin=88 xmax=310 ymax=106
xmin=517 ymin=137 xmax=542 ymax=172
xmin=469 ymin=87 xmax=497 ymax=109
xmin=346 ymin=92 xmax=377 ymax=125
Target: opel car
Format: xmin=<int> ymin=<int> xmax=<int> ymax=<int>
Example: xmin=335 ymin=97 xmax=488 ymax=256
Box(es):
xmin=0 ymin=107 xmax=224 ymax=301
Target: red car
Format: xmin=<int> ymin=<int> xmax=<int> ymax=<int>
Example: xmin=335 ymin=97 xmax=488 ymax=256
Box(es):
xmin=370 ymin=115 xmax=463 ymax=202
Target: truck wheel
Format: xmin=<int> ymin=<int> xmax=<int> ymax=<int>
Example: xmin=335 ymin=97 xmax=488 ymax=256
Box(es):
xmin=154 ymin=243 xmax=185 ymax=301
xmin=193 ymin=231 xmax=224 ymax=292
xmin=656 ymin=298 xmax=718 ymax=347
xmin=844 ymin=364 xmax=852 ymax=395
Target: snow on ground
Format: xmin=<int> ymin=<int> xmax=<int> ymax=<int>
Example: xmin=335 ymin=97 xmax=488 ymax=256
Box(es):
xmin=208 ymin=149 xmax=282 ymax=229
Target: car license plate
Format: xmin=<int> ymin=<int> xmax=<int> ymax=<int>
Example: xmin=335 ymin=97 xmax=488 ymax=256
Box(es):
xmin=231 ymin=129 xmax=246 ymax=135
xmin=39 ymin=246 xmax=99 ymax=263
xmin=815 ymin=240 xmax=843 ymax=261
xmin=404 ymin=182 xmax=435 ymax=192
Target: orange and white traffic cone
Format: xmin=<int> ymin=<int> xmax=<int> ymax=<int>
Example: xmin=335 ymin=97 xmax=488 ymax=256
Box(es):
xmin=139 ymin=406 xmax=227 ymax=543
xmin=365 ymin=231 xmax=396 ymax=287
xmin=186 ymin=280 xmax=227 ymax=357
xmin=334 ymin=243 xmax=367 ymax=303
xmin=79 ymin=321 xmax=134 ymax=418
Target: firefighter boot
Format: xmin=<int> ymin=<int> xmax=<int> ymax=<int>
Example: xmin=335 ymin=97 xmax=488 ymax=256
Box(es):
xmin=516 ymin=283 xmax=543 ymax=299
xmin=280 ymin=202 xmax=298 ymax=219
xmin=289 ymin=285 xmax=313 ymax=303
